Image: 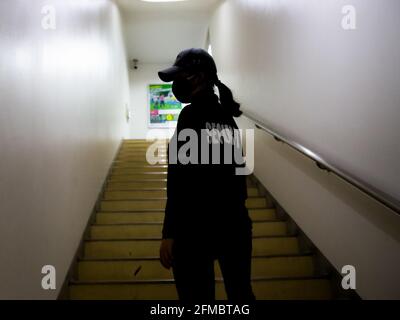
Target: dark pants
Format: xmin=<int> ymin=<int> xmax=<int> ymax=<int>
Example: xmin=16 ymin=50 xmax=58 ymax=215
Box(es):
xmin=171 ymin=221 xmax=255 ymax=302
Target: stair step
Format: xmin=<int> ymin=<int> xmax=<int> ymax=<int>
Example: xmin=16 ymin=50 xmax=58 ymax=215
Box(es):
xmin=117 ymin=152 xmax=167 ymax=158
xmin=105 ymin=180 xmax=259 ymax=192
xmin=103 ymin=187 xmax=260 ymax=199
xmin=119 ymin=146 xmax=167 ymax=150
xmin=113 ymin=160 xmax=168 ymax=166
xmin=121 ymin=140 xmax=168 ymax=145
xmin=99 ymin=197 xmax=270 ymax=212
xmin=96 ymin=211 xmax=166 ymax=224
xmin=100 ymin=199 xmax=166 ymax=211
xmin=83 ymin=237 xmax=300 ymax=259
xmin=69 ymin=278 xmax=331 ymax=300
xmin=118 ymin=150 xmax=167 ymax=155
xmin=116 ymin=153 xmax=167 ymax=161
xmin=119 ymin=146 xmax=167 ymax=151
xmin=108 ymin=174 xmax=254 ymax=184
xmin=89 ymin=221 xmax=287 ymax=240
xmin=122 ymin=141 xmax=168 ymax=145
xmin=119 ymin=148 xmax=167 ymax=152
xmin=90 ymin=224 xmax=164 ymax=240
xmin=109 ymin=173 xmax=168 ymax=181
xmin=95 ymin=209 xmax=277 ymax=224
xmin=77 ymin=255 xmax=314 ymax=281
xmin=112 ymin=166 xmax=168 ymax=174
xmin=114 ymin=160 xmax=166 ymax=165
xmin=104 ymin=190 xmax=167 ymax=199
xmin=107 ymin=180 xmax=168 ymax=189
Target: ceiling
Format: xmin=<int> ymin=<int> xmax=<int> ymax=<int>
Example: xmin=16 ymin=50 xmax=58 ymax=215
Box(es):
xmin=115 ymin=0 xmax=221 ymax=64
xmin=115 ymin=0 xmax=220 ymax=14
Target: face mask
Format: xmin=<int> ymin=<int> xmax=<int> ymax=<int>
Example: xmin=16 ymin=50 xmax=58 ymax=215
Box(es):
xmin=172 ymin=78 xmax=193 ymax=103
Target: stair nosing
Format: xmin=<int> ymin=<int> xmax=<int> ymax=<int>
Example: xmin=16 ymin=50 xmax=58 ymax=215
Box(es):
xmin=107 ymin=179 xmax=168 ymax=182
xmin=102 ymin=195 xmax=263 ymax=201
xmin=112 ymin=163 xmax=168 ymax=165
xmin=96 ymin=209 xmax=164 ymax=213
xmin=70 ymin=275 xmax=330 ymax=286
xmin=84 ymin=235 xmax=298 ymax=242
xmin=95 ymin=209 xmax=276 ymax=214
xmin=112 ymin=165 xmax=168 ymax=167
xmin=110 ymin=172 xmax=168 ymax=175
xmin=78 ymin=253 xmax=314 ymax=262
xmin=91 ymin=220 xmax=285 ymax=227
xmin=113 ymin=163 xmax=168 ymax=165
xmin=93 ymin=219 xmax=283 ymax=226
xmin=100 ymin=197 xmax=265 ymax=202
xmin=104 ymin=188 xmax=167 ymax=191
xmin=97 ymin=210 xmax=166 ymax=214
xmin=98 ymin=209 xmax=275 ymax=212
xmin=97 ymin=208 xmax=276 ymax=214
xmin=102 ymin=198 xmax=168 ymax=201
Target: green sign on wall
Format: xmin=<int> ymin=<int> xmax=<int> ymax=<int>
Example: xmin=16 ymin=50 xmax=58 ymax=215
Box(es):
xmin=148 ymin=84 xmax=183 ymax=128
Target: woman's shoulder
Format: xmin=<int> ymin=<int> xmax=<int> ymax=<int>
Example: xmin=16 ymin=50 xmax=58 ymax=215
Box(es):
xmin=177 ymin=104 xmax=193 ymax=121
xmin=177 ymin=104 xmax=197 ymax=129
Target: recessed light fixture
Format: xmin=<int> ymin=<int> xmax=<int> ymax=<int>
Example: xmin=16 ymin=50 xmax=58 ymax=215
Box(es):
xmin=140 ymin=0 xmax=187 ymax=3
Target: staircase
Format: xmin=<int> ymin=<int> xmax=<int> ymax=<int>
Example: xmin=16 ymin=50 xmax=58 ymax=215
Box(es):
xmin=69 ymin=139 xmax=333 ymax=300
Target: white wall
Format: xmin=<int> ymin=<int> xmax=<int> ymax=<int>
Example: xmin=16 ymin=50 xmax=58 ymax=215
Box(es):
xmin=127 ymin=63 xmax=175 ymax=139
xmin=210 ymin=0 xmax=400 ymax=204
xmin=210 ymin=0 xmax=400 ymax=299
xmin=120 ymin=6 xmax=212 ymax=64
xmin=0 ymin=0 xmax=130 ymax=299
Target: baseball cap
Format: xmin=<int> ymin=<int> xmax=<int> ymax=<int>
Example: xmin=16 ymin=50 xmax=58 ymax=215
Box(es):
xmin=158 ymin=48 xmax=218 ymax=82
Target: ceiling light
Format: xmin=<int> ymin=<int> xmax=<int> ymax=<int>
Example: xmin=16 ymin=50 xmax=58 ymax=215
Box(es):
xmin=140 ymin=0 xmax=187 ymax=3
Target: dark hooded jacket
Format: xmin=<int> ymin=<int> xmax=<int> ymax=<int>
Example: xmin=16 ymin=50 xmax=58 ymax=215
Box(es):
xmin=162 ymin=89 xmax=251 ymax=240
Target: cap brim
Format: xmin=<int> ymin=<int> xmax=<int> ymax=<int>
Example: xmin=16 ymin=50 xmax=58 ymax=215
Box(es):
xmin=158 ymin=66 xmax=182 ymax=82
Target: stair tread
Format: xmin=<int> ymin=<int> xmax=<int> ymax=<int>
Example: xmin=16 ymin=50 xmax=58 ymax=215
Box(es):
xmin=102 ymin=196 xmax=262 ymax=200
xmin=99 ymin=197 xmax=272 ymax=211
xmin=79 ymin=253 xmax=314 ymax=262
xmin=89 ymin=221 xmax=288 ymax=239
xmin=71 ymin=275 xmax=328 ymax=285
xmin=84 ymin=236 xmax=300 ymax=259
xmin=95 ymin=209 xmax=278 ymax=224
xmin=96 ymin=208 xmax=275 ymax=212
xmin=92 ymin=219 xmax=281 ymax=226
xmin=91 ymin=220 xmax=284 ymax=226
xmin=76 ymin=255 xmax=317 ymax=282
xmin=107 ymin=179 xmax=168 ymax=181
xmin=69 ymin=278 xmax=332 ymax=299
xmin=85 ymin=235 xmax=296 ymax=242
xmin=103 ymin=188 xmax=260 ymax=198
xmin=104 ymin=188 xmax=167 ymax=191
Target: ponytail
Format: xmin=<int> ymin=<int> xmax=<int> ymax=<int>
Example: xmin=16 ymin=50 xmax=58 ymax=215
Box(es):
xmin=215 ymin=78 xmax=242 ymax=117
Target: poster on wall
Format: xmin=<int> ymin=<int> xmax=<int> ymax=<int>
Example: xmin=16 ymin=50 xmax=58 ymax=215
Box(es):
xmin=148 ymin=84 xmax=183 ymax=128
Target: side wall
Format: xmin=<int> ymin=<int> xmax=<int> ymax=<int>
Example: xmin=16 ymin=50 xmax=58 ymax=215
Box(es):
xmin=0 ymin=0 xmax=130 ymax=299
xmin=210 ymin=0 xmax=400 ymax=299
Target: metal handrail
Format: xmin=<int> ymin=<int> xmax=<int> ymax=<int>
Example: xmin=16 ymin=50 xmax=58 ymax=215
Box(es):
xmin=242 ymin=112 xmax=400 ymax=215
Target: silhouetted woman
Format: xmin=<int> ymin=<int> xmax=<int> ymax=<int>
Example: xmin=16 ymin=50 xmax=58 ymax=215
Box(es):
xmin=158 ymin=48 xmax=255 ymax=302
